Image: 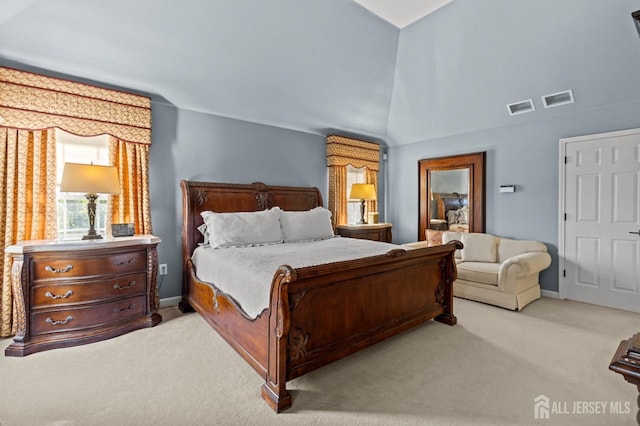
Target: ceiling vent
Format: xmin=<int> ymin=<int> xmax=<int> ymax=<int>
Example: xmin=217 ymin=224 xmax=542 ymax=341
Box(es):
xmin=542 ymin=90 xmax=574 ymax=108
xmin=507 ymin=99 xmax=535 ymax=116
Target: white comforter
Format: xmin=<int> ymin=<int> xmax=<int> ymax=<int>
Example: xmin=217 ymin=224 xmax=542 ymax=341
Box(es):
xmin=192 ymin=237 xmax=399 ymax=318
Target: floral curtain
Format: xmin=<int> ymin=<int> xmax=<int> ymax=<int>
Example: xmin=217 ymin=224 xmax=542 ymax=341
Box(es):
xmin=107 ymin=137 xmax=153 ymax=234
xmin=328 ymin=166 xmax=348 ymax=228
xmin=0 ymin=128 xmax=57 ymax=337
xmin=0 ymin=66 xmax=152 ymax=337
xmin=0 ymin=67 xmax=151 ymax=144
xmin=326 ymin=135 xmax=380 ymax=227
xmin=365 ymin=168 xmax=378 ymax=216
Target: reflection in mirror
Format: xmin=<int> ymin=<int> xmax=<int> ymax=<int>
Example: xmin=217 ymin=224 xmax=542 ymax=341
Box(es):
xmin=429 ymin=169 xmax=470 ymax=232
xmin=418 ymin=152 xmax=485 ymax=241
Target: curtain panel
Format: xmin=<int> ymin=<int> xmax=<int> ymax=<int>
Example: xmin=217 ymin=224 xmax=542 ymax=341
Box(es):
xmin=328 ymin=166 xmax=348 ymax=229
xmin=107 ymin=137 xmax=153 ymax=235
xmin=0 ymin=67 xmax=153 ymax=337
xmin=0 ymin=67 xmax=151 ymax=145
xmin=326 ymin=135 xmax=380 ymax=227
xmin=0 ymin=128 xmax=57 ymax=337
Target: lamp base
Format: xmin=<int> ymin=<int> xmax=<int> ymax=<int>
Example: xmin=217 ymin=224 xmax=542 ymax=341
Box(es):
xmin=82 ymin=234 xmax=103 ymax=240
xmin=83 ymin=193 xmax=103 ymax=240
xmin=357 ymin=199 xmax=368 ymax=224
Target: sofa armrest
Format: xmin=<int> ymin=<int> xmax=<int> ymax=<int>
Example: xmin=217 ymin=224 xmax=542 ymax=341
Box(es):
xmin=498 ymin=252 xmax=552 ymax=292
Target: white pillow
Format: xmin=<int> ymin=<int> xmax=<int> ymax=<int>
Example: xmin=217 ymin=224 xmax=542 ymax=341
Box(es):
xmin=280 ymin=207 xmax=334 ymax=242
xmin=200 ymin=207 xmax=283 ymax=248
xmin=461 ymin=233 xmax=497 ymax=263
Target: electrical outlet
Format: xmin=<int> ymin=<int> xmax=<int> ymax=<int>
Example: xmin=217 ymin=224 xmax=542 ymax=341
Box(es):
xmin=159 ymin=264 xmax=168 ymax=275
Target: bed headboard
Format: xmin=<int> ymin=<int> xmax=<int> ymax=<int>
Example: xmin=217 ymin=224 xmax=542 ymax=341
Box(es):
xmin=181 ymin=180 xmax=323 ymax=259
xmin=433 ymin=192 xmax=468 ymax=220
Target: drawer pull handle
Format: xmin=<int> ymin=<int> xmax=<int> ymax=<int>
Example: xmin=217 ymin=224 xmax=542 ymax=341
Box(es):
xmin=44 ymin=290 xmax=74 ymax=299
xmin=44 ymin=265 xmax=73 ymax=273
xmin=114 ymin=281 xmax=136 ymax=290
xmin=45 ymin=316 xmax=73 ymax=325
xmin=114 ymin=258 xmax=136 ymax=267
xmin=115 ymin=303 xmax=135 ymax=313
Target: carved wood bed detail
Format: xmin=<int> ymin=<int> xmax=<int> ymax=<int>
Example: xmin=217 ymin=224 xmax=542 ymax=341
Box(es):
xmin=180 ymin=180 xmax=460 ymax=412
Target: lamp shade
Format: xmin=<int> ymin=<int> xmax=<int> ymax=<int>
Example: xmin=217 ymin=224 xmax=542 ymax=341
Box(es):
xmin=349 ymin=183 xmax=376 ymax=201
xmin=60 ymin=163 xmax=120 ymax=194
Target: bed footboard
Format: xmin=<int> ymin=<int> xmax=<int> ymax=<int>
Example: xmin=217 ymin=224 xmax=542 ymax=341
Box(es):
xmin=261 ymin=241 xmax=460 ymax=412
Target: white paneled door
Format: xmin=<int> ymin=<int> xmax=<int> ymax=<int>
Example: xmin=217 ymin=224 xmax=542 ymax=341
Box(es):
xmin=561 ymin=129 xmax=640 ymax=313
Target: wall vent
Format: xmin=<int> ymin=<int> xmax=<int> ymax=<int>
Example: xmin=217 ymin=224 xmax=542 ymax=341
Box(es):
xmin=542 ymin=90 xmax=574 ymax=108
xmin=507 ymin=99 xmax=535 ymax=116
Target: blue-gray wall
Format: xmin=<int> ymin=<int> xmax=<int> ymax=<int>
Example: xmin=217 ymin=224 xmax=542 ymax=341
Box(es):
xmin=150 ymin=102 xmax=329 ymax=299
xmin=385 ymin=0 xmax=640 ymax=292
xmin=387 ymin=101 xmax=640 ymax=292
xmin=4 ymin=0 xmax=640 ymax=296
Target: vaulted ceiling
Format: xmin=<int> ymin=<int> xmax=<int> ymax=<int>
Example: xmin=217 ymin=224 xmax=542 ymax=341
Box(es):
xmin=0 ymin=0 xmax=404 ymax=142
xmin=1 ymin=0 xmax=639 ymax=147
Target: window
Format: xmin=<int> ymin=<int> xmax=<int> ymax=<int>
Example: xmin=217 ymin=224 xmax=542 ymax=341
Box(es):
xmin=346 ymin=165 xmax=365 ymax=224
xmin=55 ymin=129 xmax=110 ymax=239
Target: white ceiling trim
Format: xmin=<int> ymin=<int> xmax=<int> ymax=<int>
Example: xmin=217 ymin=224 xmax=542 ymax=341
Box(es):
xmin=353 ymin=0 xmax=454 ymax=28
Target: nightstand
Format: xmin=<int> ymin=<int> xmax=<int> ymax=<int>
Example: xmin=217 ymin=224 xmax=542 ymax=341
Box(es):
xmin=335 ymin=223 xmax=393 ymax=243
xmin=4 ymin=235 xmax=162 ymax=357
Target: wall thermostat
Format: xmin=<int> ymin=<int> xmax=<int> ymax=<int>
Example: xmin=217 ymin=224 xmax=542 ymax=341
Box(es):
xmin=111 ymin=223 xmax=135 ymax=237
xmin=499 ymin=185 xmax=516 ymax=193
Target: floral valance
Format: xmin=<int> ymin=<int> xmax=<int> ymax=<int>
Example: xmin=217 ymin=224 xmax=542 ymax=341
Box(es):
xmin=326 ymin=135 xmax=379 ymax=171
xmin=0 ymin=67 xmax=151 ymax=145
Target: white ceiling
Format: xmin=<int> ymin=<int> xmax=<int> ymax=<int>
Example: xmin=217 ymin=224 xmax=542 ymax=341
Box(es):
xmin=353 ymin=0 xmax=454 ymax=28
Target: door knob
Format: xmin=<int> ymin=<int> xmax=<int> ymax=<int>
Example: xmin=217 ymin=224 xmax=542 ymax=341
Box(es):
xmin=630 ymin=230 xmax=640 ymax=235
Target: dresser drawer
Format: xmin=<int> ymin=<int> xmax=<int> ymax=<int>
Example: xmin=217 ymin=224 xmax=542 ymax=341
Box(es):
xmin=31 ymin=295 xmax=147 ymax=336
xmin=31 ymin=272 xmax=147 ymax=308
xmin=335 ymin=224 xmax=392 ymax=243
xmin=31 ymin=250 xmax=148 ymax=281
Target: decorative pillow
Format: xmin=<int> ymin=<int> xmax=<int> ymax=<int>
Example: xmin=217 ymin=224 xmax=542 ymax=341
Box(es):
xmin=280 ymin=207 xmax=334 ymax=242
xmin=200 ymin=207 xmax=283 ymax=248
xmin=461 ymin=233 xmax=497 ymax=263
xmin=447 ymin=209 xmax=460 ymax=224
xmin=425 ymin=229 xmax=443 ymax=246
xmin=458 ymin=206 xmax=469 ymax=224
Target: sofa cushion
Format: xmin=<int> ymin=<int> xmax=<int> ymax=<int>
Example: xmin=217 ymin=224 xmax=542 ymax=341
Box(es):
xmin=498 ymin=238 xmax=548 ymax=263
xmin=456 ymin=262 xmax=500 ymax=286
xmin=461 ymin=233 xmax=497 ymax=263
xmin=442 ymin=231 xmax=463 ymax=258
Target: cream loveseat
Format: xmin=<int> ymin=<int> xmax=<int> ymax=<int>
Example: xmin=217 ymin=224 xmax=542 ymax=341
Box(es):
xmin=405 ymin=231 xmax=551 ymax=310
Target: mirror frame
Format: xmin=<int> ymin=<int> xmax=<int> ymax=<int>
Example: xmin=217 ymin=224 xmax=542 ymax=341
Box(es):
xmin=418 ymin=152 xmax=486 ymax=240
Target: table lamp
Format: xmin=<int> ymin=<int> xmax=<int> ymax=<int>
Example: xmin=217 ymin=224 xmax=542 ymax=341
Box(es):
xmin=60 ymin=162 xmax=120 ymax=240
xmin=349 ymin=183 xmax=376 ymax=225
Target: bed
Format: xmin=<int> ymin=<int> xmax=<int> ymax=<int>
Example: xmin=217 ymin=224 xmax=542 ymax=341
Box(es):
xmin=180 ymin=180 xmax=461 ymax=412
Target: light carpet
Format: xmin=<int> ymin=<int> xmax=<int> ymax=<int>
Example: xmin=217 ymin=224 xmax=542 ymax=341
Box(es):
xmin=1 ymin=297 xmax=638 ymax=426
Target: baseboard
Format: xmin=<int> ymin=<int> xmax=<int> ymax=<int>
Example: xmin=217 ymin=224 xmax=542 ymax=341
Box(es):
xmin=541 ymin=289 xmax=559 ymax=299
xmin=159 ymin=296 xmax=181 ymax=309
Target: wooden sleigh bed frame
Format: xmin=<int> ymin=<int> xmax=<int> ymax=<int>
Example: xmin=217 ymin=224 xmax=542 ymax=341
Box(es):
xmin=180 ymin=180 xmax=460 ymax=412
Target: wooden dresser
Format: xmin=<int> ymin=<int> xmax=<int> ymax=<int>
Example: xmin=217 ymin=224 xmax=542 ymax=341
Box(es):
xmin=4 ymin=235 xmax=162 ymax=357
xmin=335 ymin=223 xmax=393 ymax=243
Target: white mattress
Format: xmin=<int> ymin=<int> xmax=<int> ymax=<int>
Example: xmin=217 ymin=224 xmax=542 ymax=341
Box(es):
xmin=192 ymin=237 xmax=399 ymax=318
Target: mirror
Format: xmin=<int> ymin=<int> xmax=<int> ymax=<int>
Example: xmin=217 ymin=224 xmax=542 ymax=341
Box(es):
xmin=418 ymin=152 xmax=486 ymax=240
